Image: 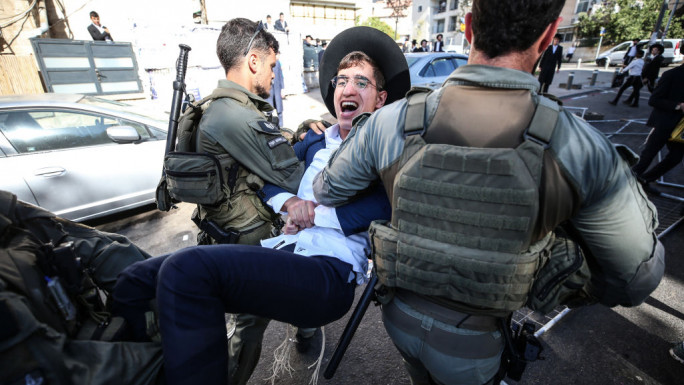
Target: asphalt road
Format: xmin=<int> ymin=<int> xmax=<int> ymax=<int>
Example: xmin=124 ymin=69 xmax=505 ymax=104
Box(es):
xmin=92 ymin=71 xmax=684 ymax=385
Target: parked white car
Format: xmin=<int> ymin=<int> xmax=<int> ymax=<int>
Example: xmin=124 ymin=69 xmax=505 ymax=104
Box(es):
xmin=595 ymin=39 xmax=683 ymax=67
xmin=0 ymin=94 xmax=168 ymax=222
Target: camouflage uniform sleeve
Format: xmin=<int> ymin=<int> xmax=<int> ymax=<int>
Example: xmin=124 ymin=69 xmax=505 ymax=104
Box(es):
xmin=552 ymin=111 xmax=664 ymax=307
xmin=313 ymin=100 xmax=408 ymax=206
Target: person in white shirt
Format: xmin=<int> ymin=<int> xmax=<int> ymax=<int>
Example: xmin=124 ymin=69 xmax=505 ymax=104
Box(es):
xmin=610 ymin=49 xmax=645 ymax=107
xmin=264 ymin=15 xmax=275 ymax=31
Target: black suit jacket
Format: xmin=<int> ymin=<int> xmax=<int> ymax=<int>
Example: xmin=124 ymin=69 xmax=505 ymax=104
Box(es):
xmin=647 ymin=64 xmax=684 ymax=129
xmin=87 ymin=24 xmax=112 ymax=41
xmin=642 ymin=54 xmax=664 ymax=81
xmin=433 ymin=41 xmax=444 ymax=52
xmin=274 ymin=20 xmax=288 ymax=32
xmin=539 ymin=44 xmax=563 ymax=72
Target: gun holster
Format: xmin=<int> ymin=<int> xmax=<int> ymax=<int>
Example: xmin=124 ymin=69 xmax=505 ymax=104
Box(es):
xmin=191 ymin=210 xmax=240 ymax=244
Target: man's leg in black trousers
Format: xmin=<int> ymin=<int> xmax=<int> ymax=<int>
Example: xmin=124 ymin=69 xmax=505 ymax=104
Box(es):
xmin=111 ymin=255 xmax=168 ymax=341
xmin=156 ymin=245 xmax=356 ymax=385
xmin=641 ymin=141 xmax=684 ymax=182
xmin=633 ymin=125 xmax=673 ymax=177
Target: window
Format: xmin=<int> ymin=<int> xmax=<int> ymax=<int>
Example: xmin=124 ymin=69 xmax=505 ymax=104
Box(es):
xmin=0 ymin=109 xmax=149 ymax=154
xmin=421 ymin=58 xmax=456 ymax=77
xmin=418 ymin=5 xmax=422 ymax=12
xmin=449 ymin=16 xmax=457 ymax=31
xmin=436 ymin=19 xmax=445 ymax=34
xmin=451 ymin=57 xmax=467 ymax=68
xmin=450 ymin=0 xmax=459 ymax=10
xmin=576 ymin=0 xmax=591 ymax=14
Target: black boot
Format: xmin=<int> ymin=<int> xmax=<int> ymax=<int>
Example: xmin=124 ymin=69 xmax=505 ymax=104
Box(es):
xmin=608 ymin=99 xmax=617 ymax=105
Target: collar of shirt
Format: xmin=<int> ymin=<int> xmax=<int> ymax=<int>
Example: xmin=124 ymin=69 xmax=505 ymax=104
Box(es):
xmin=446 ymin=64 xmax=540 ymax=92
xmin=92 ymin=23 xmax=105 ymax=33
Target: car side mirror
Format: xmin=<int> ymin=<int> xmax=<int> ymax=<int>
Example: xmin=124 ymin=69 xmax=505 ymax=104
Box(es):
xmin=106 ymin=125 xmax=141 ymax=143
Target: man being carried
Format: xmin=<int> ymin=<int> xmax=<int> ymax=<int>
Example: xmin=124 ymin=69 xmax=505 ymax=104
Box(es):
xmin=112 ymin=26 xmax=410 ymax=385
xmin=313 ymin=1 xmax=664 ymax=384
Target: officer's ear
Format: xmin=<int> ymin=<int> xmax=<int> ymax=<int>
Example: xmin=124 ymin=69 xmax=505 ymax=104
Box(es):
xmin=465 ymin=12 xmax=473 ymax=44
xmin=536 ymin=17 xmax=562 ymax=55
xmin=247 ymin=52 xmax=259 ymax=74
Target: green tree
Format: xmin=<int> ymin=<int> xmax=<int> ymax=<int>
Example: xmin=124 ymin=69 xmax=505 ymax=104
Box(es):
xmin=577 ymin=0 xmax=684 ymax=44
xmin=355 ymin=16 xmax=396 ymax=39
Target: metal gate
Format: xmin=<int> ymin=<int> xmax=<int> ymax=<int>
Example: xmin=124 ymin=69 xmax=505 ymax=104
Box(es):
xmin=30 ymin=38 xmax=143 ymax=95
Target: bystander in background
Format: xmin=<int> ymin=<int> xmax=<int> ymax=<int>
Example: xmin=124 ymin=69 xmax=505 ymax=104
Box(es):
xmin=87 ymin=11 xmax=113 ymax=42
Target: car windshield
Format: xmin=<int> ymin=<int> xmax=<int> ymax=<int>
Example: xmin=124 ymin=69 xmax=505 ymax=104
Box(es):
xmin=79 ymin=96 xmax=168 ymax=127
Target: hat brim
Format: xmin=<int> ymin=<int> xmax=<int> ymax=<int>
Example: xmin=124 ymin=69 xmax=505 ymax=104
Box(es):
xmin=319 ymin=26 xmax=410 ymax=118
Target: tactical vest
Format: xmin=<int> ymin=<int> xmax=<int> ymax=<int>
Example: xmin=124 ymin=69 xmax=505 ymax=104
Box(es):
xmin=369 ymin=91 xmax=561 ymax=316
xmin=161 ymin=87 xmax=283 ymax=244
xmin=0 ymin=191 xmax=163 ymax=384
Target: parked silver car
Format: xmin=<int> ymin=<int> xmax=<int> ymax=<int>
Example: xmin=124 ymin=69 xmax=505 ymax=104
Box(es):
xmin=595 ymin=39 xmax=683 ymax=67
xmin=0 ymin=94 xmax=168 ymax=221
xmin=405 ymin=52 xmax=468 ymax=89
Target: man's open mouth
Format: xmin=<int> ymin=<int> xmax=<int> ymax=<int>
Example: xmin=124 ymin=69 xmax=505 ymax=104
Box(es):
xmin=341 ymin=101 xmax=359 ymax=113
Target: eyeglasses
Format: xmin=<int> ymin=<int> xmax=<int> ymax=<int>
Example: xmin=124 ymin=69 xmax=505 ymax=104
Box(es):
xmin=331 ymin=75 xmax=381 ymax=91
xmin=243 ymin=21 xmax=265 ymax=56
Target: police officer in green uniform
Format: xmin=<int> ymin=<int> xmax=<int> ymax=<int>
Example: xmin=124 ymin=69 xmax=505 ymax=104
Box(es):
xmin=185 ymin=18 xmax=304 ymax=385
xmin=313 ymin=1 xmax=665 ymax=384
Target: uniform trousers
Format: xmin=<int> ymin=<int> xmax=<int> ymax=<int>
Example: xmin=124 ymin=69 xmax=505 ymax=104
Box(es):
xmin=112 ymin=244 xmax=356 ymax=385
xmin=381 ymin=293 xmax=503 ymax=385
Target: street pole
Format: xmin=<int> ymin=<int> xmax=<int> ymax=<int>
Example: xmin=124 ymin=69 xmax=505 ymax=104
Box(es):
xmin=663 ymin=0 xmax=680 ymax=40
xmin=651 ymin=0 xmax=669 ymax=45
xmin=596 ymin=27 xmax=605 ymax=60
xmin=395 ymin=17 xmax=398 ymax=40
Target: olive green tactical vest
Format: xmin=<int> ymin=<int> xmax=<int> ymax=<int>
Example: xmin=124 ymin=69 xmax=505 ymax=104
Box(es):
xmin=167 ymin=88 xmax=281 ymax=244
xmin=369 ymin=92 xmax=560 ymax=316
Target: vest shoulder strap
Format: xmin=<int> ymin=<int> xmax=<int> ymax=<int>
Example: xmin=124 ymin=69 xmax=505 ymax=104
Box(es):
xmin=524 ymin=96 xmax=560 ymax=147
xmin=403 ymin=87 xmax=432 ymax=137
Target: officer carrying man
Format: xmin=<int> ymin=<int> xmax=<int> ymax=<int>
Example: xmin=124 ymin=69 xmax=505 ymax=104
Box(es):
xmin=113 ymin=23 xmax=410 ymax=385
xmin=313 ymin=1 xmax=665 ymax=384
xmin=162 ymin=18 xmax=310 ymax=385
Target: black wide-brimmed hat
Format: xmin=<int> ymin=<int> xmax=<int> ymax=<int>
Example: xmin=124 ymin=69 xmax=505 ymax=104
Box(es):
xmin=319 ymin=26 xmax=410 ymax=118
xmin=650 ymin=43 xmax=665 ymax=53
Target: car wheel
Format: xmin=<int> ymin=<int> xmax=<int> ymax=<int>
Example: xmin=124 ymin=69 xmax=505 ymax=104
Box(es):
xmin=596 ymin=58 xmax=606 ymax=67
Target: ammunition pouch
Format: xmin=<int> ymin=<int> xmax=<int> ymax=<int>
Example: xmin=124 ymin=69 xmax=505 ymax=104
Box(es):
xmin=164 ymin=152 xmax=234 ymax=205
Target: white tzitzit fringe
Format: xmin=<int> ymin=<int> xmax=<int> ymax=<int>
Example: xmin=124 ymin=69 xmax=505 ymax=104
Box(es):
xmin=307 ymin=326 xmax=325 ymax=385
xmin=266 ymin=325 xmax=296 ymax=384
xmin=265 ymin=325 xmax=326 ymax=385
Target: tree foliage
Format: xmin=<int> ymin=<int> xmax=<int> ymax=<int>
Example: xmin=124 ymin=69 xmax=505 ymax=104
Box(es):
xmin=355 ymin=16 xmax=396 ymax=39
xmin=577 ymin=0 xmax=684 ymax=44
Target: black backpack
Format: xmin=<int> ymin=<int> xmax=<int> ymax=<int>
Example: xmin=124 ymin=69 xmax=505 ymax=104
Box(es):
xmin=0 ymin=191 xmax=164 ymax=385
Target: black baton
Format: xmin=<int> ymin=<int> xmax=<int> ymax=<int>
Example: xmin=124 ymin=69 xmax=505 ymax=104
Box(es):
xmin=324 ymin=274 xmax=378 ymax=379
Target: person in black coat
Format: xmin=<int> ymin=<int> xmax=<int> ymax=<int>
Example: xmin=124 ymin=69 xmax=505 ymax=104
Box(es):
xmin=87 ymin=11 xmax=113 ymax=42
xmin=642 ymin=43 xmax=664 ymax=92
xmin=433 ymin=34 xmax=444 ymax=52
xmin=632 ymin=58 xmax=684 ymax=192
xmin=537 ymin=34 xmax=563 ymax=93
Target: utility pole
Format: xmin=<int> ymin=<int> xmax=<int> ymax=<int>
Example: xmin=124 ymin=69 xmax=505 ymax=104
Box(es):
xmin=651 ymin=0 xmax=670 ymax=44
xmin=385 ymin=0 xmax=412 ymax=40
xmin=663 ymin=0 xmax=681 ymax=39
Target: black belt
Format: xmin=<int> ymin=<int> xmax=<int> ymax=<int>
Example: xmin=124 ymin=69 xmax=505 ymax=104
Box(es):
xmin=394 ymin=290 xmax=500 ymax=332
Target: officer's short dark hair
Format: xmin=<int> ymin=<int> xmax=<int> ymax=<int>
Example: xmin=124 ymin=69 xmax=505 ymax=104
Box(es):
xmin=337 ymin=51 xmax=385 ymax=91
xmin=217 ymin=18 xmax=279 ymax=74
xmin=636 ymin=49 xmax=644 ymax=58
xmin=471 ymin=0 xmax=565 ymax=59
xmin=90 ymin=11 xmax=99 ymax=18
